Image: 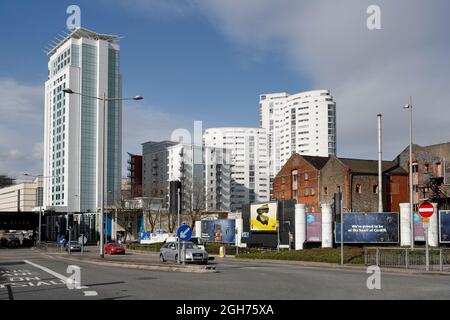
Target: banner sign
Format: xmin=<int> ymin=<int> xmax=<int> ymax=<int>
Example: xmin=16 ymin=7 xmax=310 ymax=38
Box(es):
xmin=307 ymin=212 xmax=322 ymax=242
xmin=250 ymin=203 xmax=277 ymax=232
xmin=440 ymin=211 xmax=450 ymax=243
xmin=201 ymin=220 xmax=236 ymax=244
xmin=335 ymin=213 xmax=399 ymax=243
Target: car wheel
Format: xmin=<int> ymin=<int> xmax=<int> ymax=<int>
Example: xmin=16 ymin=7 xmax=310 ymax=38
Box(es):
xmin=175 ymin=254 xmax=178 ymax=263
xmin=160 ymin=254 xmax=166 ymax=262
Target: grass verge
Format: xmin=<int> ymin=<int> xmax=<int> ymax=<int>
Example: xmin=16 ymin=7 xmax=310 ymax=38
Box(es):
xmin=236 ymin=247 xmax=365 ymax=265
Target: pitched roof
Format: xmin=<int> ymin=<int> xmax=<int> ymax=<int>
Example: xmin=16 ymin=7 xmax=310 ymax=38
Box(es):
xmin=302 ymin=155 xmax=330 ymax=170
xmin=338 ymin=158 xmax=407 ymax=175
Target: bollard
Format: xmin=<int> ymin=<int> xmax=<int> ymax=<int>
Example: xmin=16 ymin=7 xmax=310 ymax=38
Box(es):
xmin=440 ymin=249 xmax=443 ymax=272
xmin=219 ymin=246 xmax=226 ymax=258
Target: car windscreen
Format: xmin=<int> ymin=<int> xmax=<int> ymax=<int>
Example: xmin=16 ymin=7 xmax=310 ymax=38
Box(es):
xmin=184 ymin=243 xmax=199 ymax=250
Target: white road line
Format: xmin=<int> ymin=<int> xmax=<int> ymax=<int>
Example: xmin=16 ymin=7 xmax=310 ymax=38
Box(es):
xmin=24 ymin=260 xmax=69 ymax=283
xmin=23 ymin=260 xmax=88 ymax=289
xmin=84 ymin=291 xmax=98 ymax=297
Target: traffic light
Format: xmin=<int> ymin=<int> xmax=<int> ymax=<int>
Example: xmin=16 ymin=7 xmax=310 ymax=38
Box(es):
xmin=169 ymin=181 xmax=182 ymax=215
xmin=67 ymin=213 xmax=74 ymax=230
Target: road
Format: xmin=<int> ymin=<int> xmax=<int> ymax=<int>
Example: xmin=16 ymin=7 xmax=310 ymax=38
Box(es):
xmin=1 ymin=248 xmax=450 ymax=300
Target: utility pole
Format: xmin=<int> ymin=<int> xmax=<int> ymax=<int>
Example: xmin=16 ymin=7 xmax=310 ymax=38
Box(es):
xmin=404 ymin=97 xmax=414 ymax=249
xmin=377 ymin=114 xmax=383 ymax=212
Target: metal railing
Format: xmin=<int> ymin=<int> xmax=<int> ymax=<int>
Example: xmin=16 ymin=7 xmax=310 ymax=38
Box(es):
xmin=364 ymin=247 xmax=450 ymax=271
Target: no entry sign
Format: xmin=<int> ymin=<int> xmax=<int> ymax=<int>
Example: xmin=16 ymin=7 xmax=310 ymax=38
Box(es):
xmin=418 ymin=202 xmax=434 ymax=219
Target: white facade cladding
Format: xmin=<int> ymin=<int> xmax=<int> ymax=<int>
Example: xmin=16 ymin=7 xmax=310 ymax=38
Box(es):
xmin=204 ymin=128 xmax=270 ymax=212
xmin=167 ymin=144 xmax=205 ymax=212
xmin=260 ymin=90 xmax=337 ymax=181
xmin=43 ymin=28 xmax=122 ymax=213
xmin=204 ymin=145 xmax=233 ymax=212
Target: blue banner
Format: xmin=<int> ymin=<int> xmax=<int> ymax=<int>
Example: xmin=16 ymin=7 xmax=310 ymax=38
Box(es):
xmin=335 ymin=213 xmax=399 ymax=243
xmin=440 ymin=211 xmax=450 ymax=243
xmin=201 ymin=220 xmax=236 ymax=244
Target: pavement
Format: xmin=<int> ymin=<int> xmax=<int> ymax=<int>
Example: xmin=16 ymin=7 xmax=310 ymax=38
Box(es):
xmin=2 ymin=247 xmax=450 ymax=300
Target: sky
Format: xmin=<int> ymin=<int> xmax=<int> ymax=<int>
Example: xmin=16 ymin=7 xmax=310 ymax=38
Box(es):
xmin=0 ymin=0 xmax=449 ymax=179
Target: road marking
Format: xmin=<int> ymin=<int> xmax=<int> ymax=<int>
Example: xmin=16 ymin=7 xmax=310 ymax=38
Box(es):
xmin=23 ymin=260 xmax=88 ymax=289
xmin=83 ymin=291 xmax=98 ymax=297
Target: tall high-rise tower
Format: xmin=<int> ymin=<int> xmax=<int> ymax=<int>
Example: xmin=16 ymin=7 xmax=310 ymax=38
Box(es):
xmin=43 ymin=27 xmax=122 ymax=213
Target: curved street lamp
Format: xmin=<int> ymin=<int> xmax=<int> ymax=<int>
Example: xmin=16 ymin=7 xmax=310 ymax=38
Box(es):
xmin=63 ymin=88 xmax=143 ymax=258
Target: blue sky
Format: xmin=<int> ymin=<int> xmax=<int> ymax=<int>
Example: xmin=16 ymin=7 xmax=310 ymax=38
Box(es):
xmin=1 ymin=0 xmax=450 ymax=177
xmin=0 ymin=0 xmax=305 ymax=124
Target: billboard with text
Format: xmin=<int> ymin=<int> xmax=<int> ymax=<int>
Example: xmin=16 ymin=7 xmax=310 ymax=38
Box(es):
xmin=335 ymin=213 xmax=399 ymax=244
xmin=440 ymin=211 xmax=450 ymax=243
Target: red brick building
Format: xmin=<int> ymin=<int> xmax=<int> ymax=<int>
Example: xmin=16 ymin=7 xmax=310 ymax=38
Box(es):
xmin=273 ymin=154 xmax=330 ymax=213
xmin=273 ymin=154 xmax=409 ymax=213
xmin=320 ymin=156 xmax=409 ymax=213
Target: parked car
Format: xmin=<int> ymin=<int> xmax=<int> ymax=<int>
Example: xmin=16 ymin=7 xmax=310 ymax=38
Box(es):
xmin=159 ymin=241 xmax=209 ymax=265
xmin=104 ymin=243 xmax=126 ymax=255
xmin=65 ymin=241 xmax=81 ymax=252
xmin=188 ymin=237 xmax=206 ymax=251
xmin=1 ymin=236 xmax=21 ymax=248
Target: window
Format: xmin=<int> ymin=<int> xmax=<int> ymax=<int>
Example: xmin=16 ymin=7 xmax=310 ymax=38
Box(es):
xmin=355 ymin=184 xmax=362 ymax=194
xmin=412 ymin=163 xmax=419 ymax=173
xmin=304 ymin=188 xmax=309 ymax=196
xmin=304 ymin=172 xmax=309 ymax=181
xmin=424 ymin=163 xmax=430 ymax=173
xmin=373 ymin=185 xmax=379 ymax=194
xmin=324 ymin=186 xmax=328 ymax=195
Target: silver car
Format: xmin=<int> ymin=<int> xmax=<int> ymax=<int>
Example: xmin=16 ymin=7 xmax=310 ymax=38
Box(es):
xmin=65 ymin=241 xmax=81 ymax=252
xmin=160 ymin=241 xmax=209 ymax=265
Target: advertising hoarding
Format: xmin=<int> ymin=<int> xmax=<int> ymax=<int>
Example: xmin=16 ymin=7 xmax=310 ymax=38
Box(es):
xmin=335 ymin=212 xmax=399 ymax=244
xmin=250 ymin=203 xmax=277 ymax=232
xmin=413 ymin=213 xmax=425 ymax=241
xmin=440 ymin=210 xmax=450 ymax=243
xmin=307 ymin=212 xmax=322 ymax=242
xmin=201 ymin=220 xmax=236 ymax=244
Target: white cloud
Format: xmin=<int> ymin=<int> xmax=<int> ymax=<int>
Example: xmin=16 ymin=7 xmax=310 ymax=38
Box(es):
xmin=195 ymin=0 xmax=450 ymax=159
xmin=0 ymin=77 xmax=190 ymax=178
xmin=0 ymin=78 xmax=43 ymax=177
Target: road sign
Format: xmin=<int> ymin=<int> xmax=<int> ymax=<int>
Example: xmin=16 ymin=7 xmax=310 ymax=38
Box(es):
xmin=242 ymin=232 xmax=250 ymax=238
xmin=419 ymin=202 xmax=434 ymax=219
xmin=177 ymin=225 xmax=192 ymax=241
xmin=58 ymin=236 xmax=65 ymax=245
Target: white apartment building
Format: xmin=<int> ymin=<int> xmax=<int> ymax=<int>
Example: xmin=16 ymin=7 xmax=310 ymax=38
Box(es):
xmin=43 ymin=27 xmax=122 ymax=213
xmin=259 ymin=90 xmax=337 ymax=181
xmin=204 ymin=128 xmax=270 ymax=212
xmin=204 ymin=145 xmax=233 ymax=212
xmin=167 ymin=144 xmax=205 ymax=212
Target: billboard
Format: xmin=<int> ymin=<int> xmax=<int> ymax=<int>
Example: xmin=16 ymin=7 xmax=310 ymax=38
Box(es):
xmin=413 ymin=213 xmax=425 ymax=241
xmin=250 ymin=203 xmax=277 ymax=232
xmin=440 ymin=211 xmax=450 ymax=243
xmin=307 ymin=212 xmax=322 ymax=242
xmin=201 ymin=220 xmax=236 ymax=244
xmin=335 ymin=213 xmax=399 ymax=244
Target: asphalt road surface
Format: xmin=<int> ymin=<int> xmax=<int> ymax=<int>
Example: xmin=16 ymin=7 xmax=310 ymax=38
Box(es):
xmin=1 ymin=248 xmax=450 ymax=300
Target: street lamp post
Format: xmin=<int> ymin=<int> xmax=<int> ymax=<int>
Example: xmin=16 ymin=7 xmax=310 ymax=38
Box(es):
xmin=404 ymin=97 xmax=414 ymax=250
xmin=63 ymin=88 xmax=143 ymax=258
